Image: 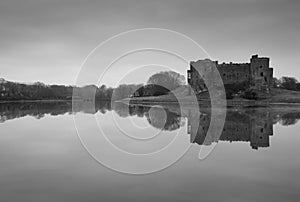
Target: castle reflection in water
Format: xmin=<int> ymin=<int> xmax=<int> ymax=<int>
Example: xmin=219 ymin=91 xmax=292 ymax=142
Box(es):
xmin=1 ymin=101 xmax=300 ymax=150
xmin=187 ymin=109 xmax=273 ymax=150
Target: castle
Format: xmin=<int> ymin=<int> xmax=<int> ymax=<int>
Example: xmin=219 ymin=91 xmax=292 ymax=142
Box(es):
xmin=187 ymin=55 xmax=274 ymax=93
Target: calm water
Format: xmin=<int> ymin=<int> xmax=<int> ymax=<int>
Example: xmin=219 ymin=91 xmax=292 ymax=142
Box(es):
xmin=1 ymin=101 xmax=300 ymax=202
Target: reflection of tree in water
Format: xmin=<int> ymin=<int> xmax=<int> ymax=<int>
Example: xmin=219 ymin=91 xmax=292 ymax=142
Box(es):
xmin=280 ymin=112 xmax=300 ymax=126
xmin=111 ymin=102 xmax=184 ymax=131
xmin=0 ymin=101 xmax=112 ymax=123
xmin=0 ymin=102 xmax=73 ymax=122
xmin=127 ymin=86 xmax=184 ymax=131
xmin=3 ymin=101 xmax=300 ymax=151
xmin=111 ymin=102 xmax=130 ymax=118
xmin=144 ymin=106 xmax=184 ymax=131
xmin=1 ymin=101 xmax=300 ymax=136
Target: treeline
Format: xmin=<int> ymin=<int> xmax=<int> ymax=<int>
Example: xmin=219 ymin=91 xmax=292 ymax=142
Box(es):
xmin=0 ymin=79 xmax=171 ymax=101
xmin=111 ymin=71 xmax=184 ymax=100
xmin=1 ymin=74 xmax=300 ymax=101
xmin=0 ymin=71 xmax=184 ymax=101
xmin=0 ymin=79 xmax=114 ymax=101
xmin=0 ymin=79 xmax=169 ymax=101
xmin=0 ymin=80 xmax=74 ymax=100
xmin=101 ymin=83 xmax=171 ymax=100
xmin=273 ymin=76 xmax=300 ymax=91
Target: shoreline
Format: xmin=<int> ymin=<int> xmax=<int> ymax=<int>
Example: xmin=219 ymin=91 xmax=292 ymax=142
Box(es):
xmin=123 ymin=97 xmax=300 ymax=107
xmin=1 ymin=98 xmax=300 ymax=108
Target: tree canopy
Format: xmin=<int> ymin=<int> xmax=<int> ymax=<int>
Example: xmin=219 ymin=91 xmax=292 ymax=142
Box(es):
xmin=280 ymin=77 xmax=299 ymax=91
xmin=272 ymin=76 xmax=300 ymax=91
xmin=147 ymin=71 xmax=185 ymax=91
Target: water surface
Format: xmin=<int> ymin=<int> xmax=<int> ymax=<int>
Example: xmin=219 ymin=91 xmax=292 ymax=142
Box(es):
xmin=1 ymin=101 xmax=300 ymax=202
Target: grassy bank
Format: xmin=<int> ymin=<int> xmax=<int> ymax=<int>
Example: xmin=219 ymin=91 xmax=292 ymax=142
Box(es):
xmin=126 ymin=87 xmax=300 ymax=105
xmin=268 ymin=88 xmax=300 ymax=103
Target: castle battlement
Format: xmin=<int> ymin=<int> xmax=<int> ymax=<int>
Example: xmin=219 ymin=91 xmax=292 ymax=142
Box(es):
xmin=217 ymin=62 xmax=250 ymax=66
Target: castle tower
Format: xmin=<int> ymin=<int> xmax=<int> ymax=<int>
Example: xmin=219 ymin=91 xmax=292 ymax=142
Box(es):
xmin=250 ymin=55 xmax=272 ymax=92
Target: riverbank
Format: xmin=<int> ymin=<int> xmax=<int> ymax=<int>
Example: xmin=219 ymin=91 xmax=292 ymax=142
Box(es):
xmin=125 ymin=88 xmax=300 ymax=107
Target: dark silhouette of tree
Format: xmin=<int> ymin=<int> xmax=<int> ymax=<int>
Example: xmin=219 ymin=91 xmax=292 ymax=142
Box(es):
xmin=280 ymin=77 xmax=298 ymax=91
xmin=132 ymin=84 xmax=170 ymax=97
xmin=147 ymin=71 xmax=185 ymax=91
xmin=280 ymin=113 xmax=300 ymax=126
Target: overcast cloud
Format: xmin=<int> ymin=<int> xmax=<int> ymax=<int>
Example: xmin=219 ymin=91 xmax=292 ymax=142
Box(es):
xmin=0 ymin=0 xmax=299 ymax=85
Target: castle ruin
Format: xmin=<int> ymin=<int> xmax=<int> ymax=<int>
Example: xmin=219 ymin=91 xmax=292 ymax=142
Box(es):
xmin=187 ymin=55 xmax=273 ymax=94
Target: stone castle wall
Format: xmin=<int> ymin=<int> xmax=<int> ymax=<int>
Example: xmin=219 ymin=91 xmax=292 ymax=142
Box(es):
xmin=187 ymin=55 xmax=273 ymax=93
xmin=217 ymin=63 xmax=251 ymax=85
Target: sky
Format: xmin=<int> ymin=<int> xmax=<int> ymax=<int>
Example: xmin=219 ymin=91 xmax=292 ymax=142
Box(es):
xmin=0 ymin=0 xmax=299 ymax=87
